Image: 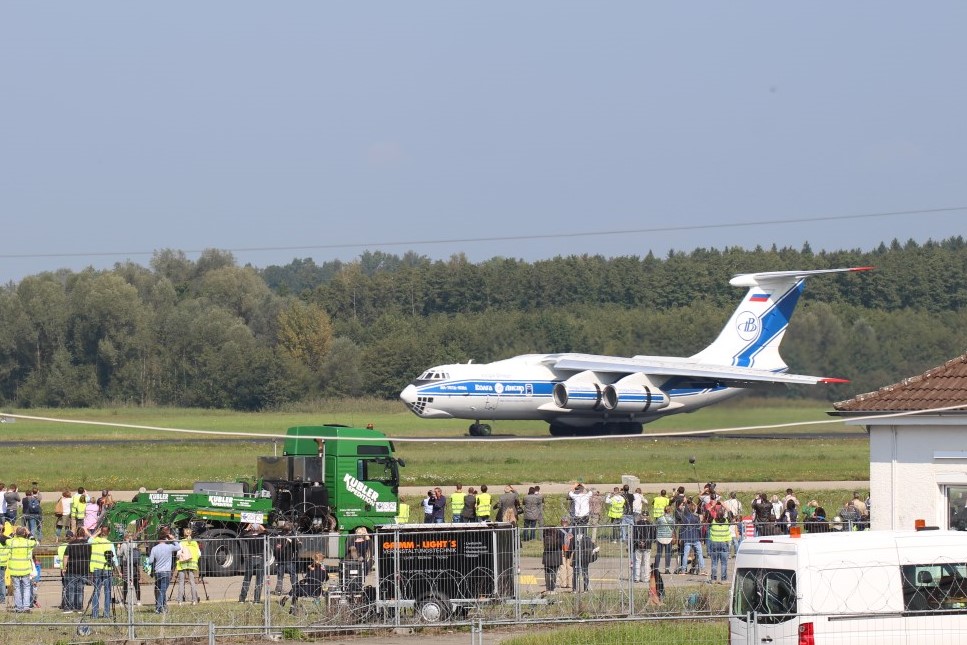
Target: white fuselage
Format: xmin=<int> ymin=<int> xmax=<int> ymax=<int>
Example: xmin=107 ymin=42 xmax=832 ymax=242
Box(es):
xmin=399 ymin=354 xmax=741 ymax=428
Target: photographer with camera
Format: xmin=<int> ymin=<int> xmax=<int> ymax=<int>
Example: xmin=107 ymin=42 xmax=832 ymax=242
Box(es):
xmin=62 ymin=528 xmax=91 ymax=613
xmin=146 ymin=527 xmax=181 ymax=614
xmin=421 ymin=489 xmax=434 ymax=523
xmin=88 ymin=525 xmax=117 ymax=619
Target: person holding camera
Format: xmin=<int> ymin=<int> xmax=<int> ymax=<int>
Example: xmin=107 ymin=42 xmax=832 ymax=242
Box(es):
xmin=89 ymin=525 xmax=117 ymax=618
xmin=421 ymin=490 xmax=434 ymax=523
xmin=147 ymin=528 xmax=181 ymax=614
xmin=431 ymin=487 xmax=447 ymax=523
xmin=62 ymin=528 xmax=91 ymax=613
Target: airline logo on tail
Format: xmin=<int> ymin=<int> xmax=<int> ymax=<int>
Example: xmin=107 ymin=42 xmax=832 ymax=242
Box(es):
xmin=736 ymin=313 xmax=759 ymax=341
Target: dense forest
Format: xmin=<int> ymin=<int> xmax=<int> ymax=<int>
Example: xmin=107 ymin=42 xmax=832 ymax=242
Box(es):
xmin=2 ymin=238 xmax=966 ymax=410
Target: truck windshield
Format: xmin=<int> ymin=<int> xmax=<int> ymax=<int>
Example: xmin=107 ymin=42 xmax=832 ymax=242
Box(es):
xmin=733 ymin=567 xmax=797 ymax=624
xmin=359 ymin=458 xmax=398 ymax=486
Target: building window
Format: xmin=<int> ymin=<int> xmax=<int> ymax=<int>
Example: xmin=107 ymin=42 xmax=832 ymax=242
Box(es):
xmin=947 ymin=486 xmax=967 ymax=531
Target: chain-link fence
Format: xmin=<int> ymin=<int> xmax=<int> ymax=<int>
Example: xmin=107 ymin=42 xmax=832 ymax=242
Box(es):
xmin=4 ymin=525 xmax=966 ymax=643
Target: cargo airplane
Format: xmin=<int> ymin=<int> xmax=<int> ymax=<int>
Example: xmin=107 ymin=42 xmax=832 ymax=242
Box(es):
xmin=400 ymin=267 xmax=871 ymax=436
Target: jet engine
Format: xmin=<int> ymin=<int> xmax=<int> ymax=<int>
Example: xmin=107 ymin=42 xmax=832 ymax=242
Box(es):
xmin=602 ymin=373 xmax=670 ymax=413
xmin=552 ymin=371 xmax=605 ymax=410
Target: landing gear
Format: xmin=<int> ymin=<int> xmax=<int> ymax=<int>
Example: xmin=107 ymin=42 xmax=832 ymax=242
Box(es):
xmin=468 ymin=422 xmax=492 ymax=437
xmin=603 ymin=422 xmax=644 ymax=435
xmin=549 ymin=423 xmax=576 ymax=437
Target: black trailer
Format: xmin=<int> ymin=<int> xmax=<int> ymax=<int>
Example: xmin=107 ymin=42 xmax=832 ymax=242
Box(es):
xmin=374 ymin=522 xmax=517 ymax=621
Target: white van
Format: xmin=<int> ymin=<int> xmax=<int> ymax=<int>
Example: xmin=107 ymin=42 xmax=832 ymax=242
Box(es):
xmin=731 ymin=530 xmax=967 ymax=644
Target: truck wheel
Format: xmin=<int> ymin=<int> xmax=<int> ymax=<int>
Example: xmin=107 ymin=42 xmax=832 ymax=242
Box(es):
xmin=201 ymin=530 xmax=241 ymax=576
xmin=416 ymin=593 xmax=451 ymax=622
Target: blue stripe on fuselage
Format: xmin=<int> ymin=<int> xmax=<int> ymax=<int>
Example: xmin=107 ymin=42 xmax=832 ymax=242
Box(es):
xmin=418 ymin=379 xmax=722 ymax=400
xmin=416 ymin=380 xmax=555 ymax=397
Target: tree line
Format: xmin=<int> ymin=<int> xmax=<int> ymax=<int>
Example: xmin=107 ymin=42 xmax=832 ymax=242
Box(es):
xmin=2 ymin=238 xmax=966 ymax=410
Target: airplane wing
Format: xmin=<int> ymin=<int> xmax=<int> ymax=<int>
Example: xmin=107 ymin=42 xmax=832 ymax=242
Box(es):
xmin=550 ymin=354 xmax=847 ymax=386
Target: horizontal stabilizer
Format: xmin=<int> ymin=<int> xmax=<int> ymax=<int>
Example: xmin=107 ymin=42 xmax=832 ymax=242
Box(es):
xmin=729 ymin=266 xmax=873 ymax=288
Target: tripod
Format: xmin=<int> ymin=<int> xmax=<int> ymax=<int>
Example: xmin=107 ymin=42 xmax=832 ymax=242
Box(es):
xmin=76 ymin=569 xmax=121 ymax=637
xmin=169 ymin=567 xmax=203 ymax=604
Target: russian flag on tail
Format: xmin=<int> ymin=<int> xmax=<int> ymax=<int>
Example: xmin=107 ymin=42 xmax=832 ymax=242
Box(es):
xmin=749 ymin=293 xmax=770 ymax=302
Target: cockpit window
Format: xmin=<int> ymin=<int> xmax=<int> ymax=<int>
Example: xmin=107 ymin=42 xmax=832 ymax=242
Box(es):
xmin=418 ymin=371 xmax=448 ymax=381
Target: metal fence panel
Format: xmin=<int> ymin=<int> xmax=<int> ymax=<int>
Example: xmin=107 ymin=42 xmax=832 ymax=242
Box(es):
xmin=7 ymin=527 xmax=967 ymax=643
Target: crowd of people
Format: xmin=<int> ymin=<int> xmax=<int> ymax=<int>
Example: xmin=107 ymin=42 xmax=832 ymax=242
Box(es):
xmin=0 ymin=480 xmax=872 ymax=613
xmin=401 ymin=484 xmax=548 ymax=528
xmin=0 ymin=484 xmax=327 ymax=617
xmin=398 ymin=481 xmax=872 ymax=592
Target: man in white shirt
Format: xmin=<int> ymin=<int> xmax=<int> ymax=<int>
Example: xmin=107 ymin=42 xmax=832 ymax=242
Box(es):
xmin=568 ymin=483 xmax=593 ymax=535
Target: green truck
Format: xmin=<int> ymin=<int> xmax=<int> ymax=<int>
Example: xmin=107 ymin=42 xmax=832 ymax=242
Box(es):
xmin=103 ymin=424 xmax=405 ymax=575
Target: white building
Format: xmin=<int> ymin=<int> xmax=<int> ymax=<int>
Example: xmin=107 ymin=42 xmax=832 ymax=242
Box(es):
xmin=833 ymin=353 xmax=967 ymax=531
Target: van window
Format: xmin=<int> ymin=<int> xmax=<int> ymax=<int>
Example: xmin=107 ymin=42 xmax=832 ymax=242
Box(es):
xmin=733 ymin=568 xmax=797 ymax=624
xmin=902 ymin=563 xmax=967 ymax=612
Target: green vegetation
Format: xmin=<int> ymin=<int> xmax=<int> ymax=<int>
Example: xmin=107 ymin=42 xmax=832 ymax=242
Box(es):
xmin=2 ymin=240 xmax=967 ymax=412
xmin=4 ymin=400 xmax=868 ymax=491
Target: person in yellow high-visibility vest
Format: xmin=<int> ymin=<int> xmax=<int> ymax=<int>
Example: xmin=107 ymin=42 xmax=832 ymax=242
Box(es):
xmin=449 ymin=485 xmax=467 ymax=523
xmin=605 ymin=487 xmax=625 ymax=541
xmin=175 ymin=528 xmax=201 ymax=604
xmin=89 ymin=524 xmax=117 ymax=618
xmin=708 ymin=512 xmax=732 ymax=584
xmin=56 ymin=535 xmax=70 ymax=611
xmin=394 ymin=497 xmax=410 ymax=524
xmin=70 ymin=491 xmax=87 ymax=535
xmin=475 ymin=485 xmax=492 ymax=520
xmin=652 ymin=489 xmax=670 ymax=520
xmin=0 ymin=522 xmax=12 ymax=607
xmin=2 ymin=526 xmax=37 ymax=612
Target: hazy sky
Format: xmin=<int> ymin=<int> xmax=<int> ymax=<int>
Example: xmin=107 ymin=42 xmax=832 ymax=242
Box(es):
xmin=3 ymin=3 xmax=965 ymax=282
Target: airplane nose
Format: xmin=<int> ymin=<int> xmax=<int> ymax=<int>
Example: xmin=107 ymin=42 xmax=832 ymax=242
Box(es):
xmin=400 ymin=384 xmax=417 ymax=406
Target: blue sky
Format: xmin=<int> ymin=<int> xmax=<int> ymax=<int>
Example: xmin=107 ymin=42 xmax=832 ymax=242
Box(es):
xmin=2 ymin=3 xmax=965 ymax=281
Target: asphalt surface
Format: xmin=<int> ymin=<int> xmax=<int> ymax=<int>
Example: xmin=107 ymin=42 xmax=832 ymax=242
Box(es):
xmin=0 ymin=432 xmax=866 ymax=447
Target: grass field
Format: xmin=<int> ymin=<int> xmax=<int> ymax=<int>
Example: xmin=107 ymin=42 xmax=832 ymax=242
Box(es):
xmin=0 ymin=397 xmax=869 ymax=491
xmin=500 ymin=618 xmax=728 ymax=645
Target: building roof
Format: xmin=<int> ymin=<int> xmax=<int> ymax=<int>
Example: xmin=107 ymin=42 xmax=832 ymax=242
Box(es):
xmin=833 ymin=352 xmax=967 ymax=413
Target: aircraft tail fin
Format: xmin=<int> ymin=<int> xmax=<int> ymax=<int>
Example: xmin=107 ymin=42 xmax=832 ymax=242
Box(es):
xmin=690 ymin=267 xmax=872 ymax=370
